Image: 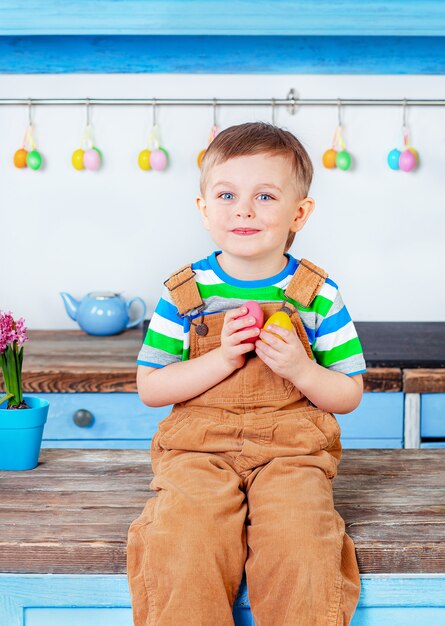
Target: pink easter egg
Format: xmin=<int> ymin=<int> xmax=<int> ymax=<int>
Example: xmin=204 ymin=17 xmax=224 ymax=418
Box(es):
xmin=399 ymin=149 xmax=416 ymax=172
xmin=235 ymin=300 xmax=264 ymax=344
xmin=150 ymin=149 xmax=168 ymax=171
xmin=83 ymin=148 xmax=101 ymax=171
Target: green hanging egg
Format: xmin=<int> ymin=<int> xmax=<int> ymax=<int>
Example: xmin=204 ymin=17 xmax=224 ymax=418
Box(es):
xmin=336 ymin=150 xmax=352 ymax=171
xmin=26 ymin=150 xmax=43 ymax=170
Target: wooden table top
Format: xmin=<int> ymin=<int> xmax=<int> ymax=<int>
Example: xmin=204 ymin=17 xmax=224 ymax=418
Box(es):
xmin=1 ymin=329 xmax=444 ymax=393
xmin=1 ymin=448 xmax=444 ymax=575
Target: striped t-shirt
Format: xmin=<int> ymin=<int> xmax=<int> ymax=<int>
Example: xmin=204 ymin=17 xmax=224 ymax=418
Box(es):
xmin=137 ymin=250 xmax=367 ymax=377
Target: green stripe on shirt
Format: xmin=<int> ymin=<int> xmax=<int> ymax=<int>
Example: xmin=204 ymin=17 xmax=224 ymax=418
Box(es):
xmin=144 ymin=328 xmax=183 ymax=356
xmin=312 ymin=337 xmax=364 ymax=368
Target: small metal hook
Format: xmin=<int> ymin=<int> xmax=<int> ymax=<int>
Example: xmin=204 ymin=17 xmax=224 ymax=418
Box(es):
xmin=271 ymin=98 xmax=276 ymax=125
xmin=152 ymin=98 xmax=157 ymax=126
xmin=28 ymin=98 xmax=32 ymax=125
xmin=286 ymin=88 xmax=298 ymax=116
xmin=337 ymin=98 xmax=342 ymax=127
xmin=213 ymin=98 xmax=217 ymax=126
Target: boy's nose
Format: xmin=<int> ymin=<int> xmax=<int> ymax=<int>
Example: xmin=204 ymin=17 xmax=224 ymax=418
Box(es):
xmin=236 ymin=204 xmax=255 ymax=217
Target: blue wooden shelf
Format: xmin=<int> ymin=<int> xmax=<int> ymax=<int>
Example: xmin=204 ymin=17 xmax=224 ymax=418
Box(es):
xmin=0 ymin=35 xmax=444 ymax=73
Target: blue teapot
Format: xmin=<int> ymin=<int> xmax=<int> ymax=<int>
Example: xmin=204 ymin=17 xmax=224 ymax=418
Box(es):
xmin=60 ymin=291 xmax=147 ymax=336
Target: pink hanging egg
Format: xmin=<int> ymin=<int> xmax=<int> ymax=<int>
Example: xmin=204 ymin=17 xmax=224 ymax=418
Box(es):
xmin=83 ymin=148 xmax=101 ymax=171
xmin=399 ymin=149 xmax=417 ymax=172
xmin=150 ymin=149 xmax=168 ymax=171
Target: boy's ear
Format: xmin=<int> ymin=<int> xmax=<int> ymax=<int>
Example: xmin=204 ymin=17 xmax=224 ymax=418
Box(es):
xmin=196 ymin=195 xmax=210 ymax=230
xmin=290 ymin=197 xmax=315 ymax=233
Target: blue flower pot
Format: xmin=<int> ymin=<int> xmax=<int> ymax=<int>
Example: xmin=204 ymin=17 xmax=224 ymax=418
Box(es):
xmin=0 ymin=396 xmax=49 ymax=470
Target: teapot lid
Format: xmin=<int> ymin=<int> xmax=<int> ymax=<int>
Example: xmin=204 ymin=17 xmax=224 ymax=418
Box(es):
xmin=88 ymin=291 xmax=121 ymax=299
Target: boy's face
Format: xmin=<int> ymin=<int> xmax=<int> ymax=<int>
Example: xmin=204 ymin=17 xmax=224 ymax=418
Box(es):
xmin=196 ymin=152 xmax=314 ymax=264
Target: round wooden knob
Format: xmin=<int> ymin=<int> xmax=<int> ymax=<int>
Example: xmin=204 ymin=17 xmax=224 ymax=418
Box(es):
xmin=73 ymin=409 xmax=94 ymax=428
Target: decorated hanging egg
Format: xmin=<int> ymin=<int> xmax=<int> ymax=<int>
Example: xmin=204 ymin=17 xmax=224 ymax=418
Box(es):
xmin=26 ymin=150 xmax=42 ymax=171
xmin=336 ymin=150 xmax=352 ymax=171
xmin=322 ymin=149 xmax=337 ymax=169
xmin=235 ymin=301 xmax=264 ymax=344
xmin=407 ymin=147 xmax=419 ymax=164
xmin=72 ymin=148 xmax=85 ymax=171
xmin=83 ymin=148 xmax=101 ymax=171
xmin=399 ymin=149 xmax=417 ymax=172
xmin=197 ymin=149 xmax=206 ymax=168
xmin=387 ymin=148 xmax=401 ymax=170
xmin=150 ymin=148 xmax=168 ymax=171
xmin=13 ymin=148 xmax=28 ymax=168
xmin=138 ymin=149 xmax=151 ymax=171
xmin=261 ymin=311 xmax=293 ymax=344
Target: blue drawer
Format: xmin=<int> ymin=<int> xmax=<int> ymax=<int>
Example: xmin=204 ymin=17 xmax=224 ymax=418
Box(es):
xmin=25 ymin=393 xmax=170 ymax=448
xmin=335 ymin=392 xmax=404 ymax=448
xmin=421 ymin=393 xmax=445 ymax=438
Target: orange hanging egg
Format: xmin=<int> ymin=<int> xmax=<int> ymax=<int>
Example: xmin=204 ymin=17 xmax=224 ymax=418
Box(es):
xmin=197 ymin=149 xmax=206 ymax=168
xmin=322 ymin=149 xmax=337 ymax=169
xmin=13 ymin=148 xmax=28 ymax=168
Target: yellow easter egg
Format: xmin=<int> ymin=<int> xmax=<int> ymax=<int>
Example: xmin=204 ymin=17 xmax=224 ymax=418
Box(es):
xmin=72 ymin=148 xmax=85 ymax=170
xmin=408 ymin=147 xmax=419 ymax=163
xmin=138 ymin=149 xmax=152 ymax=171
xmin=261 ymin=311 xmax=293 ymax=344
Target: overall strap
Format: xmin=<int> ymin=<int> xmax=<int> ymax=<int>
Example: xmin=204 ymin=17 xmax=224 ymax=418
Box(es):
xmin=284 ymin=258 xmax=328 ymax=307
xmin=163 ymin=264 xmax=205 ymax=317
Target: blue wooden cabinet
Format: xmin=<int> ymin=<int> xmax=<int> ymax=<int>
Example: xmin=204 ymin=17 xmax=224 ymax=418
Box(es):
xmin=29 ymin=391 xmax=405 ymax=450
xmin=1 ymin=573 xmax=445 ymax=625
xmin=420 ymin=393 xmax=445 ymax=448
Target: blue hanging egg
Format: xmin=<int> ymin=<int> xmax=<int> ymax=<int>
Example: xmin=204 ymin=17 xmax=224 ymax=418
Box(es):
xmin=387 ymin=148 xmax=401 ymax=170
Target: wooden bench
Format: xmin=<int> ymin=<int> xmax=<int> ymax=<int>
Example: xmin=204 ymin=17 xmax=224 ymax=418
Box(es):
xmin=1 ymin=448 xmax=444 ymax=625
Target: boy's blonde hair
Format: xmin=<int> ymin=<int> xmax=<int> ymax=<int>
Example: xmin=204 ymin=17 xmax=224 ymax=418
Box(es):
xmin=199 ymin=121 xmax=314 ymax=253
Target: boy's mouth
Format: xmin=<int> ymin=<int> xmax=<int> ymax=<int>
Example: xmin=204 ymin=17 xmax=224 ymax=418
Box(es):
xmin=231 ymin=229 xmax=260 ymax=235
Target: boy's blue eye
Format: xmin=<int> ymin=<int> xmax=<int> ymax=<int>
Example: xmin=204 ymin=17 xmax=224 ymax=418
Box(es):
xmin=220 ymin=193 xmax=234 ymax=200
xmin=258 ymin=194 xmax=272 ymax=201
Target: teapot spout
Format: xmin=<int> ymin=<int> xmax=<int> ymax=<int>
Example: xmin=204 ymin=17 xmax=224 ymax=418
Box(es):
xmin=60 ymin=292 xmax=80 ymax=322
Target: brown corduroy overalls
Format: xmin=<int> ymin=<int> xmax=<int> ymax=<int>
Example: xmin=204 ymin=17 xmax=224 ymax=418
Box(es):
xmin=127 ymin=258 xmax=361 ymax=626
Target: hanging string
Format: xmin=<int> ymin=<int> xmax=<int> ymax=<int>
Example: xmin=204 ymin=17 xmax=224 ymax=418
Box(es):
xmin=271 ymin=98 xmax=276 ymax=125
xmin=81 ymin=98 xmax=95 ymax=150
xmin=22 ymin=98 xmax=36 ymax=150
xmin=147 ymin=98 xmax=160 ymax=150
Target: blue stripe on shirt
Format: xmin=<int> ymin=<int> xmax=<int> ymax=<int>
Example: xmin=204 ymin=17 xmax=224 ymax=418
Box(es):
xmin=155 ymin=297 xmax=182 ymax=325
xmin=317 ymin=305 xmax=351 ymax=337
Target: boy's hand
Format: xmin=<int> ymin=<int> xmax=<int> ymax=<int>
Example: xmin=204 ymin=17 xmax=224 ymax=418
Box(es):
xmin=218 ymin=306 xmax=261 ymax=371
xmin=255 ymin=323 xmax=311 ymax=384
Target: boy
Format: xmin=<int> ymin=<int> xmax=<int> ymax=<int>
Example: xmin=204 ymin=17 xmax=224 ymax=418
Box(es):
xmin=127 ymin=122 xmax=366 ymax=626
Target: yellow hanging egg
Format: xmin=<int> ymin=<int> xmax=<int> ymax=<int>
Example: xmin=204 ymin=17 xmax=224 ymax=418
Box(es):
xmin=408 ymin=147 xmax=419 ymax=163
xmin=138 ymin=149 xmax=152 ymax=171
xmin=261 ymin=311 xmax=293 ymax=344
xmin=72 ymin=148 xmax=85 ymax=170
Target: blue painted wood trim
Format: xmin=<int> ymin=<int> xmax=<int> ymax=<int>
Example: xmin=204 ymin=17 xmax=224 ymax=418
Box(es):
xmin=1 ymin=1 xmax=445 ymax=36
xmin=1 ymin=574 xmax=445 ymax=624
xmin=0 ymin=35 xmax=444 ymax=74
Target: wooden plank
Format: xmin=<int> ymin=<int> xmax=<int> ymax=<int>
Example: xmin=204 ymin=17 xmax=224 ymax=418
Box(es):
xmin=1 ymin=1 xmax=444 ymax=36
xmin=362 ymin=368 xmax=402 ymax=392
xmin=0 ymin=449 xmax=444 ymax=574
xmin=404 ymin=369 xmax=445 ymax=393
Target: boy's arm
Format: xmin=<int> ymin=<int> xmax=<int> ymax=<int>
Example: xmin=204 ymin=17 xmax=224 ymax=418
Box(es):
xmin=137 ymin=304 xmax=257 ymax=407
xmin=293 ymin=363 xmax=363 ymax=414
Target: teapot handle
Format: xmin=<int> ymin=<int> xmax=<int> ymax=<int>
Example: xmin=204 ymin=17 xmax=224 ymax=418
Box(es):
xmin=126 ymin=297 xmax=147 ymax=329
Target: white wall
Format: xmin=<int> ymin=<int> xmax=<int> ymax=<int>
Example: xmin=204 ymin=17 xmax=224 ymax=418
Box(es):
xmin=1 ymin=73 xmax=444 ymax=328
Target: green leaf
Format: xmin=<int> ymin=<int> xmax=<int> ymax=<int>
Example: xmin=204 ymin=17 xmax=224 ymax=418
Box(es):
xmin=0 ymin=392 xmax=13 ymax=407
